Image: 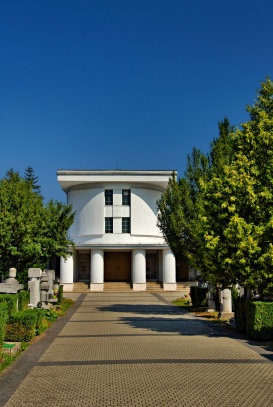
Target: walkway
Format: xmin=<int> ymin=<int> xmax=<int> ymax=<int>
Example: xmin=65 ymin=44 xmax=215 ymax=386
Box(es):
xmin=1 ymin=292 xmax=273 ymax=406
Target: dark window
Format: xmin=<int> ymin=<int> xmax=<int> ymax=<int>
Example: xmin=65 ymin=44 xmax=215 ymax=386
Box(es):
xmin=105 ymin=217 xmax=113 ymax=233
xmin=122 ymin=217 xmax=130 ymax=233
xmin=122 ymin=190 xmax=130 ymax=205
xmin=105 ymin=190 xmax=113 ymax=205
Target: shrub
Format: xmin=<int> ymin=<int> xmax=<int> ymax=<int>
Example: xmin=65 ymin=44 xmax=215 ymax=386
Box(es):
xmin=57 ymin=284 xmax=63 ymax=304
xmin=190 ymin=286 xmax=208 ymax=307
xmin=5 ymin=310 xmax=37 ymax=342
xmin=18 ymin=290 xmax=30 ymax=311
xmin=0 ymin=294 xmax=18 ymax=315
xmin=245 ymin=301 xmax=273 ymax=341
xmin=0 ymin=303 xmax=8 ymax=347
xmin=31 ymin=308 xmax=46 ymax=335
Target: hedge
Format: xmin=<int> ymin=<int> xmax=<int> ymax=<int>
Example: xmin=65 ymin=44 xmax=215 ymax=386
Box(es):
xmin=5 ymin=310 xmax=37 ymax=342
xmin=235 ymin=299 xmax=273 ymax=341
xmin=246 ymin=301 xmax=273 ymax=341
xmin=0 ymin=294 xmax=18 ymax=315
xmin=0 ymin=303 xmax=8 ymax=347
xmin=18 ymin=290 xmax=30 ymax=311
xmin=190 ymin=286 xmax=208 ymax=307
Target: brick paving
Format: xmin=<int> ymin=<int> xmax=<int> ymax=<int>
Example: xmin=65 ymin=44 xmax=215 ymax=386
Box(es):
xmin=1 ymin=292 xmax=273 ymax=406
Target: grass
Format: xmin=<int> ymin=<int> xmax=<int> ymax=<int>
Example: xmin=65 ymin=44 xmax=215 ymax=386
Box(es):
xmin=172 ymin=297 xmax=230 ymax=323
xmin=0 ymin=298 xmax=75 ymax=374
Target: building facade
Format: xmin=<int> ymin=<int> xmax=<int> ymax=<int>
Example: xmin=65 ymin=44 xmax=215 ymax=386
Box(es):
xmin=57 ymin=170 xmax=178 ymax=291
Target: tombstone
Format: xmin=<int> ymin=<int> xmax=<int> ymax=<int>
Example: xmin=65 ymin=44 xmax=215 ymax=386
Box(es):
xmin=0 ymin=268 xmax=24 ymax=294
xmin=28 ymin=268 xmax=42 ymax=308
xmin=219 ymin=288 xmax=233 ymax=317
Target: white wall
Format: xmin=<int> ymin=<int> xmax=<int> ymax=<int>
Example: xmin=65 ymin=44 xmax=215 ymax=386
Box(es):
xmin=68 ymin=188 xmax=104 ymax=236
xmin=131 ymin=188 xmax=162 ymax=237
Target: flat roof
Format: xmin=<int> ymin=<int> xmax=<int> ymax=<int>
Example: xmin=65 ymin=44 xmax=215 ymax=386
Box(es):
xmin=57 ymin=169 xmax=176 ymax=192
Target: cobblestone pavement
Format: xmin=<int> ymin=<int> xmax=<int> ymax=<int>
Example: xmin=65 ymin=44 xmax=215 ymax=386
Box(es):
xmin=1 ymin=292 xmax=273 ymax=406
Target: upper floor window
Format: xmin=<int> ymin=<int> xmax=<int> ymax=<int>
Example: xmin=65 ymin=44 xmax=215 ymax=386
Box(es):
xmin=122 ymin=217 xmax=130 ymax=233
xmin=105 ymin=217 xmax=113 ymax=233
xmin=122 ymin=190 xmax=130 ymax=206
xmin=105 ymin=190 xmax=113 ymax=205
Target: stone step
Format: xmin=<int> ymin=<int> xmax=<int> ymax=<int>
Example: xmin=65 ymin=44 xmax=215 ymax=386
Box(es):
xmin=103 ymin=282 xmax=132 ymax=292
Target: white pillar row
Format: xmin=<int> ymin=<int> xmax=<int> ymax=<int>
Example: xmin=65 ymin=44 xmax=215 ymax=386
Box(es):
xmin=90 ymin=249 xmax=104 ymax=291
xmin=132 ymin=249 xmax=146 ymax=291
xmin=60 ymin=253 xmax=74 ymax=292
xmin=162 ymin=249 xmax=177 ymax=291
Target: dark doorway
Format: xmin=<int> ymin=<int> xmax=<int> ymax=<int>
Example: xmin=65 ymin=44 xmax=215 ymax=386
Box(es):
xmin=104 ymin=252 xmax=131 ymax=281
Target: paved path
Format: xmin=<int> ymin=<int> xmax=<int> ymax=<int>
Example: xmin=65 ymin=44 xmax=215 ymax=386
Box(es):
xmin=1 ymin=292 xmax=273 ymax=406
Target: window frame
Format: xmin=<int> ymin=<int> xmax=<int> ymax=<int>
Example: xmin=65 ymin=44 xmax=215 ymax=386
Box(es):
xmin=122 ymin=217 xmax=131 ymax=233
xmin=105 ymin=189 xmax=113 ymax=206
xmin=105 ymin=217 xmax=113 ymax=233
xmin=122 ymin=189 xmax=130 ymax=206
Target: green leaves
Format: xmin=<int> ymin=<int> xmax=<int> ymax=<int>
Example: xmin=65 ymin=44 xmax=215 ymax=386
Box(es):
xmin=0 ymin=169 xmax=75 ymax=284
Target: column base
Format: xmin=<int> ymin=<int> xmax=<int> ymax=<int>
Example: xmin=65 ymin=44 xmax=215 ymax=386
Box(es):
xmin=62 ymin=283 xmax=74 ymax=292
xmin=90 ymin=283 xmax=104 ymax=292
xmin=163 ymin=283 xmax=177 ymax=291
xmin=133 ymin=283 xmax=146 ymax=291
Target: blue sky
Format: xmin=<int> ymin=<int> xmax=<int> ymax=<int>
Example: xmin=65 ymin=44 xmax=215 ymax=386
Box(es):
xmin=1 ymin=0 xmax=273 ymax=202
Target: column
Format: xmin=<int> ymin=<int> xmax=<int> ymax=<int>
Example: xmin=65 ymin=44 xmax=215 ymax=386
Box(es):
xmin=60 ymin=253 xmax=74 ymax=292
xmin=162 ymin=249 xmax=177 ymax=291
xmin=90 ymin=249 xmax=104 ymax=291
xmin=132 ymin=249 xmax=146 ymax=291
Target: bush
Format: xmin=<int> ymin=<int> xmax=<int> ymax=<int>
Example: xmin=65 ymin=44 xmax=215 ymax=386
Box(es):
xmin=246 ymin=301 xmax=273 ymax=341
xmin=5 ymin=310 xmax=37 ymax=342
xmin=235 ymin=299 xmax=273 ymax=340
xmin=18 ymin=290 xmax=30 ymax=311
xmin=0 ymin=294 xmax=18 ymax=315
xmin=31 ymin=308 xmax=46 ymax=335
xmin=57 ymin=284 xmax=63 ymax=304
xmin=0 ymin=303 xmax=8 ymax=347
xmin=190 ymin=286 xmax=208 ymax=307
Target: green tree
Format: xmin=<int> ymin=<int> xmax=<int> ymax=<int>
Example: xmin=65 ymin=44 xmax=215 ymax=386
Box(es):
xmin=198 ymin=78 xmax=273 ymax=294
xmin=0 ymin=170 xmax=75 ymax=284
xmin=24 ymin=166 xmax=42 ymax=195
xmin=157 ymin=148 xmax=210 ymax=263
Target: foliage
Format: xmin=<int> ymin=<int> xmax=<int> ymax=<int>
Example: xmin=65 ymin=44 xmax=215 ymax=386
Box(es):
xmin=197 ymin=78 xmax=273 ymax=292
xmin=235 ymin=299 xmax=273 ymax=340
xmin=57 ymin=284 xmax=63 ymax=304
xmin=0 ymin=168 xmax=75 ymax=284
xmin=246 ymin=301 xmax=273 ymax=340
xmin=24 ymin=166 xmax=42 ymax=196
xmin=157 ymin=148 xmax=210 ymax=263
xmin=18 ymin=291 xmax=30 ymax=311
xmin=190 ymin=286 xmax=208 ymax=307
xmin=0 ymin=303 xmax=8 ymax=347
xmin=157 ymin=118 xmax=233 ymax=273
xmin=5 ymin=310 xmax=37 ymax=342
xmin=0 ymin=294 xmax=18 ymax=315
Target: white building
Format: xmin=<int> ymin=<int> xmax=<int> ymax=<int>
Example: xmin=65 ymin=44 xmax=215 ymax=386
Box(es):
xmin=57 ymin=170 xmax=179 ymax=292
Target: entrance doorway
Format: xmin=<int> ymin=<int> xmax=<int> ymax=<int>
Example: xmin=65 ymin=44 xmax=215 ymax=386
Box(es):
xmin=77 ymin=252 xmax=90 ymax=281
xmin=104 ymin=252 xmax=131 ymax=282
xmin=146 ymin=252 xmax=158 ymax=280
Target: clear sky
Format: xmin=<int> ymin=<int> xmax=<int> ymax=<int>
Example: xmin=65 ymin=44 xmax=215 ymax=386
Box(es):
xmin=1 ymin=0 xmax=273 ymax=202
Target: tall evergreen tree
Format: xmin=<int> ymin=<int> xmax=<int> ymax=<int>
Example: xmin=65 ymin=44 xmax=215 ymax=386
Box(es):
xmin=24 ymin=166 xmax=42 ymax=195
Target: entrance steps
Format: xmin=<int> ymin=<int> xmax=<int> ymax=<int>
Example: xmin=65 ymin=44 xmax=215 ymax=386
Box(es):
xmin=73 ymin=282 xmax=90 ymax=292
xmin=72 ymin=281 xmax=197 ymax=293
xmin=103 ymin=282 xmax=132 ymax=292
xmin=146 ymin=282 xmax=163 ymax=292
